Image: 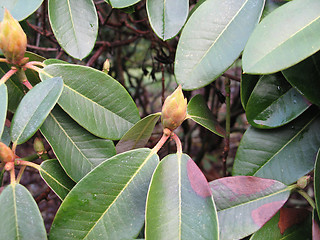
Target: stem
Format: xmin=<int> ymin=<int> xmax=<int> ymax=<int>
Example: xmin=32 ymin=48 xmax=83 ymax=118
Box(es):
xmin=16 ymin=166 xmax=26 ymax=184
xmin=151 ymin=129 xmax=171 ymax=154
xmin=15 ymin=160 xmax=41 ymax=171
xmin=0 ymin=68 xmax=18 ymax=85
xmin=222 ymin=77 xmax=231 ymax=176
xmin=0 ymin=58 xmax=9 ymax=63
xmin=10 ymin=167 xmax=16 ymax=184
xmin=19 ymin=153 xmax=40 ymax=162
xmin=16 ymin=69 xmax=32 ymax=89
xmin=297 ymin=189 xmax=316 ymax=209
xmin=171 ymin=132 xmax=182 ymax=154
xmin=26 ymin=61 xmax=46 ymax=68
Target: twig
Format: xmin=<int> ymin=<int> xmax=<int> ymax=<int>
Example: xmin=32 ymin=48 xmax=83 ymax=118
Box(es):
xmin=222 ymin=77 xmax=231 ymax=176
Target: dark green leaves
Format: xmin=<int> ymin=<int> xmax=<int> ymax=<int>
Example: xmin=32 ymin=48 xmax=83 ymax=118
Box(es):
xmin=314 ymin=149 xmax=320 ymax=220
xmin=0 ymin=84 xmax=7 ymax=137
xmin=0 ymin=0 xmax=44 ymax=20
xmin=107 ymin=0 xmax=141 ymax=8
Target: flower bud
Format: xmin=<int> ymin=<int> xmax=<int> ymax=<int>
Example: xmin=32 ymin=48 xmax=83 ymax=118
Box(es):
xmin=297 ymin=175 xmax=310 ymax=189
xmin=33 ymin=137 xmax=45 ymax=154
xmin=0 ymin=9 xmax=27 ymax=65
xmin=102 ymin=59 xmax=110 ymax=74
xmin=0 ymin=142 xmax=15 ymax=163
xmin=161 ymin=85 xmax=187 ymax=131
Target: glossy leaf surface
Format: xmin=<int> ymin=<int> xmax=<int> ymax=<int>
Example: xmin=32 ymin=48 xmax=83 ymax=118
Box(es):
xmin=283 ymin=51 xmax=320 ymax=107
xmin=116 ymin=113 xmax=160 ymax=153
xmin=240 ymin=74 xmax=259 ymax=110
xmin=0 ymin=184 xmax=47 ymax=239
xmin=187 ymin=94 xmax=225 ymax=137
xmin=11 ymin=77 xmax=63 ymax=144
xmin=210 ymin=176 xmax=291 ymax=240
xmin=48 ymin=0 xmax=98 ymax=59
xmin=40 ymin=159 xmax=76 ymax=200
xmin=50 ymin=148 xmax=159 ymax=240
xmin=245 ymin=74 xmax=310 ymax=128
xmin=233 ymin=108 xmax=320 ymax=185
xmin=243 ymin=0 xmax=320 ymax=74
xmin=147 ymin=0 xmax=188 ymax=40
xmin=146 ymin=154 xmax=218 ymax=240
xmin=0 ymin=84 xmax=7 ymax=137
xmin=106 ymin=0 xmax=140 ymax=8
xmin=40 ymin=64 xmax=140 ymax=140
xmin=0 ymin=0 xmax=44 ymax=20
xmin=0 ymin=126 xmax=10 ymax=146
xmin=314 ymin=148 xmax=320 ymax=220
xmin=250 ymin=208 xmax=311 ymax=240
xmin=40 ymin=106 xmax=116 ymax=182
xmin=175 ymin=0 xmax=264 ymax=90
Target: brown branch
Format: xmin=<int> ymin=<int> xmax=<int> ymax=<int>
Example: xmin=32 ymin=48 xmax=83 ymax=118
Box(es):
xmin=222 ymin=72 xmax=241 ymax=82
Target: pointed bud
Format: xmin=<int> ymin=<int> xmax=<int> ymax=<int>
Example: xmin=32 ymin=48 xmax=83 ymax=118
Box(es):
xmin=297 ymin=175 xmax=310 ymax=189
xmin=102 ymin=59 xmax=110 ymax=74
xmin=161 ymin=85 xmax=187 ymax=131
xmin=0 ymin=142 xmax=15 ymax=163
xmin=33 ymin=137 xmax=45 ymax=154
xmin=0 ymin=9 xmax=27 ymax=65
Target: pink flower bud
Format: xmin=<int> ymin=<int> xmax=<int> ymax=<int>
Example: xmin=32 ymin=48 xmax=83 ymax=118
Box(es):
xmin=0 ymin=142 xmax=15 ymax=163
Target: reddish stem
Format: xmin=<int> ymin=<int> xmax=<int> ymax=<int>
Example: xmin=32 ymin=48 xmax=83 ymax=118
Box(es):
xmin=171 ymin=133 xmax=182 ymax=154
xmin=0 ymin=68 xmax=18 ymax=85
xmin=151 ymin=128 xmax=171 ymax=154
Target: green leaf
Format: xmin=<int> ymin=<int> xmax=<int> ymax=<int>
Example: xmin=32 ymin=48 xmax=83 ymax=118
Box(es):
xmin=233 ymin=107 xmax=320 ymax=185
xmin=314 ymin=148 xmax=320 ymax=220
xmin=116 ymin=113 xmax=160 ymax=153
xmin=243 ymin=0 xmax=320 ymax=74
xmin=0 ymin=183 xmax=47 ymax=239
xmin=261 ymin=0 xmax=286 ymax=19
xmin=107 ymin=0 xmax=141 ymax=8
xmin=40 ymin=64 xmax=140 ymax=140
xmin=146 ymin=0 xmax=189 ymax=40
xmin=0 ymin=126 xmax=10 ymax=146
xmin=313 ymin=209 xmax=320 ymax=239
xmin=250 ymin=208 xmax=311 ymax=240
xmin=48 ymin=0 xmax=98 ymax=59
xmin=174 ymin=0 xmax=265 ymax=90
xmin=11 ymin=77 xmax=63 ymax=145
xmin=0 ymin=0 xmax=44 ymax=21
xmin=282 ymin=51 xmax=320 ymax=107
xmin=145 ymin=154 xmax=218 ymax=240
xmin=240 ymin=74 xmax=260 ymax=110
xmin=0 ymin=84 xmax=7 ymax=137
xmin=210 ymin=176 xmax=291 ymax=240
xmin=40 ymin=159 xmax=76 ymax=200
xmin=50 ymin=148 xmax=159 ymax=240
xmin=187 ymin=94 xmax=225 ymax=137
xmin=40 ymin=106 xmax=116 ymax=182
xmin=245 ymin=73 xmax=310 ymax=128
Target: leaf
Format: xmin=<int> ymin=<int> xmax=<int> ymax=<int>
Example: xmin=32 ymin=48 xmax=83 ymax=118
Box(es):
xmin=313 ymin=209 xmax=320 ymax=239
xmin=145 ymin=154 xmax=218 ymax=240
xmin=0 ymin=84 xmax=7 ymax=137
xmin=233 ymin=107 xmax=320 ymax=185
xmin=240 ymin=74 xmax=260 ymax=110
xmin=116 ymin=113 xmax=160 ymax=153
xmin=0 ymin=0 xmax=44 ymax=21
xmin=107 ymin=0 xmax=141 ymax=8
xmin=0 ymin=126 xmax=10 ymax=146
xmin=187 ymin=94 xmax=225 ymax=137
xmin=243 ymin=0 xmax=320 ymax=74
xmin=282 ymin=51 xmax=320 ymax=107
xmin=0 ymin=183 xmax=47 ymax=239
xmin=314 ymin=148 xmax=320 ymax=220
xmin=40 ymin=159 xmax=76 ymax=200
xmin=245 ymin=73 xmax=310 ymax=128
xmin=250 ymin=208 xmax=311 ymax=240
xmin=48 ymin=0 xmax=98 ymax=59
xmin=210 ymin=176 xmax=291 ymax=240
xmin=40 ymin=106 xmax=116 ymax=182
xmin=174 ymin=0 xmax=265 ymax=90
xmin=49 ymin=148 xmax=159 ymax=240
xmin=40 ymin=64 xmax=140 ymax=140
xmin=146 ymin=0 xmax=189 ymax=40
xmin=11 ymin=77 xmax=63 ymax=145
xmin=261 ymin=0 xmax=286 ymax=19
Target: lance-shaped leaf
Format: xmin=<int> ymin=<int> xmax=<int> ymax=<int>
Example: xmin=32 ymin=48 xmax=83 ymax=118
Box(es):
xmin=1 ymin=126 xmax=10 ymax=146
xmin=11 ymin=77 xmax=63 ymax=145
xmin=282 ymin=51 xmax=320 ymax=107
xmin=145 ymin=154 xmax=218 ymax=240
xmin=245 ymin=73 xmax=310 ymax=128
xmin=240 ymin=74 xmax=260 ymax=110
xmin=174 ymin=0 xmax=264 ymax=90
xmin=40 ymin=159 xmax=76 ymax=200
xmin=0 ymin=84 xmax=7 ymax=137
xmin=106 ymin=0 xmax=141 ymax=8
xmin=147 ymin=0 xmax=189 ymax=40
xmin=314 ymin=149 xmax=320 ymax=220
xmin=40 ymin=106 xmax=116 ymax=182
xmin=0 ymin=0 xmax=44 ymax=21
xmin=233 ymin=107 xmax=320 ymax=185
xmin=250 ymin=208 xmax=311 ymax=240
xmin=210 ymin=176 xmax=291 ymax=240
xmin=187 ymin=94 xmax=225 ymax=137
xmin=116 ymin=113 xmax=160 ymax=153
xmin=243 ymin=0 xmax=320 ymax=74
xmin=48 ymin=0 xmax=98 ymax=59
xmin=261 ymin=0 xmax=286 ymax=19
xmin=40 ymin=64 xmax=140 ymax=140
xmin=0 ymin=183 xmax=47 ymax=239
xmin=50 ymin=148 xmax=159 ymax=240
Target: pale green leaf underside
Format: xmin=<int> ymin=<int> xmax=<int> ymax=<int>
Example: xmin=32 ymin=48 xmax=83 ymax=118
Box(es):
xmin=0 ymin=0 xmax=44 ymax=21
xmin=0 ymin=84 xmax=7 ymax=137
xmin=107 ymin=0 xmax=141 ymax=8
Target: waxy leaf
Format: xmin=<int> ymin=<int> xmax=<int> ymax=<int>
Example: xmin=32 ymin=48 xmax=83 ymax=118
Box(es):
xmin=116 ymin=113 xmax=160 ymax=153
xmin=107 ymin=0 xmax=141 ymax=8
xmin=314 ymin=148 xmax=320 ymax=220
xmin=233 ymin=107 xmax=320 ymax=185
xmin=0 ymin=84 xmax=7 ymax=137
xmin=250 ymin=208 xmax=311 ymax=240
xmin=243 ymin=0 xmax=320 ymax=74
xmin=50 ymin=148 xmax=159 ymax=240
xmin=48 ymin=0 xmax=98 ymax=59
xmin=282 ymin=51 xmax=320 ymax=107
xmin=187 ymin=94 xmax=225 ymax=137
xmin=40 ymin=106 xmax=116 ymax=182
xmin=245 ymin=74 xmax=310 ymax=128
xmin=0 ymin=126 xmax=10 ymax=146
xmin=0 ymin=184 xmax=47 ymax=239
xmin=147 ymin=0 xmax=189 ymax=40
xmin=40 ymin=64 xmax=140 ymax=140
xmin=210 ymin=176 xmax=291 ymax=240
xmin=240 ymin=74 xmax=260 ymax=110
xmin=40 ymin=159 xmax=76 ymax=200
xmin=175 ymin=0 xmax=264 ymax=90
xmin=0 ymin=0 xmax=44 ymax=21
xmin=11 ymin=77 xmax=63 ymax=145
xmin=261 ymin=0 xmax=286 ymax=19
xmin=146 ymin=154 xmax=218 ymax=240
